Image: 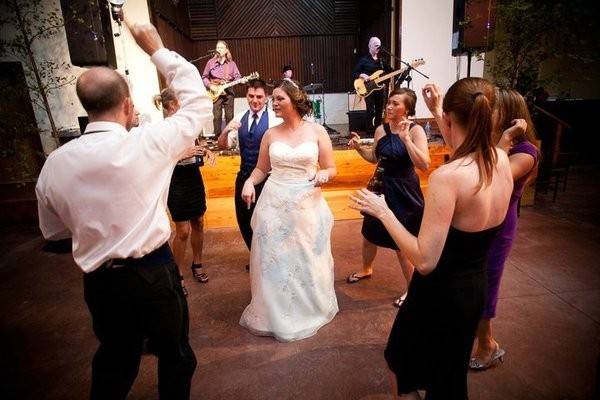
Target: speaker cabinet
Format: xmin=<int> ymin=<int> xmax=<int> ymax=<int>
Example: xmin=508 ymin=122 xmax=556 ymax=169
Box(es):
xmin=60 ymin=0 xmax=117 ymax=68
xmin=347 ymin=110 xmax=368 ymax=134
xmin=452 ymin=0 xmax=496 ymax=55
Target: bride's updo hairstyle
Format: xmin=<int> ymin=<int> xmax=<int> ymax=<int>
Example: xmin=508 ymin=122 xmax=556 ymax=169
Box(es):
xmin=443 ymin=77 xmax=497 ymax=190
xmin=153 ymin=88 xmax=177 ymax=117
xmin=276 ymin=79 xmax=313 ymax=118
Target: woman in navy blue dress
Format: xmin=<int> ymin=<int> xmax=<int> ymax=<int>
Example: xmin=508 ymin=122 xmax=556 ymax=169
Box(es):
xmin=347 ymin=89 xmax=430 ymax=307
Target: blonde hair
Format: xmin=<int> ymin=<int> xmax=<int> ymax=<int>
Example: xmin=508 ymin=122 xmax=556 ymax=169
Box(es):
xmin=153 ymin=88 xmax=177 ymax=117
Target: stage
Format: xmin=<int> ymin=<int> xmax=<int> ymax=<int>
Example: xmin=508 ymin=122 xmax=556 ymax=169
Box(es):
xmin=200 ymin=131 xmax=451 ymax=229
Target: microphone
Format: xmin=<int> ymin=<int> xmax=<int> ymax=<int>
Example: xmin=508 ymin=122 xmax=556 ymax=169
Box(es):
xmin=310 ymin=62 xmax=315 ymax=76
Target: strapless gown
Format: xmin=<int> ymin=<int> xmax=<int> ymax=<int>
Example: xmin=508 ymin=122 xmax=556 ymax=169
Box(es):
xmin=239 ymin=141 xmax=338 ymax=342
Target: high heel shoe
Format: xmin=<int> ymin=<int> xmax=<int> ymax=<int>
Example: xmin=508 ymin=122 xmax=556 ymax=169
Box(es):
xmin=469 ymin=344 xmax=505 ymax=370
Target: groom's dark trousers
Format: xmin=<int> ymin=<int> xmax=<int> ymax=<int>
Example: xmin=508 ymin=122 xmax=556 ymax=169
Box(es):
xmin=83 ymin=243 xmax=196 ymax=399
xmin=234 ymin=170 xmax=266 ymax=250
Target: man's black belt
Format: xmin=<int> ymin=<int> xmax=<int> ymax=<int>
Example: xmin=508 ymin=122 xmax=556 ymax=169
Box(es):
xmin=100 ymin=242 xmax=171 ymax=270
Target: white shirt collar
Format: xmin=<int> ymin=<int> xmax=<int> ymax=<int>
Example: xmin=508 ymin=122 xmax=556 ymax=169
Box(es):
xmin=249 ymin=106 xmax=268 ymax=121
xmin=84 ymin=121 xmax=129 ymax=135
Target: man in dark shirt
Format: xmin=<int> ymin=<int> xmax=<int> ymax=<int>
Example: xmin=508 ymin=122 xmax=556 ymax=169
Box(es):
xmin=352 ymin=37 xmax=392 ymax=136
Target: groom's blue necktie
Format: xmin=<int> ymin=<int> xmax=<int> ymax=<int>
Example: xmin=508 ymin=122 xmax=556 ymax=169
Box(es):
xmin=249 ymin=113 xmax=258 ymax=137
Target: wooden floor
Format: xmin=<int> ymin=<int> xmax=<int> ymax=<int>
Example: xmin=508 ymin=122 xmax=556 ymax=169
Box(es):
xmin=201 ymin=145 xmax=450 ymax=228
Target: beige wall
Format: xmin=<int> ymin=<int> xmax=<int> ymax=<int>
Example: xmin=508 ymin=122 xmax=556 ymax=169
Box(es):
xmin=401 ymin=0 xmax=485 ymax=118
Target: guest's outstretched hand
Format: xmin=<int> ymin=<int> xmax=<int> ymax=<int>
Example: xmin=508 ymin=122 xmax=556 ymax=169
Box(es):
xmin=349 ymin=189 xmax=389 ymax=219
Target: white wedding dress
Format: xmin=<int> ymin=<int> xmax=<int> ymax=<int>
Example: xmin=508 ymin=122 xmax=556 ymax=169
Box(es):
xmin=239 ymin=140 xmax=338 ymax=342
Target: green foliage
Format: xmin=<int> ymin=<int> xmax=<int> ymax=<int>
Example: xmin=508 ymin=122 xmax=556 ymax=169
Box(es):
xmin=491 ymin=0 xmax=600 ymax=93
xmin=0 ymin=0 xmax=83 ymax=142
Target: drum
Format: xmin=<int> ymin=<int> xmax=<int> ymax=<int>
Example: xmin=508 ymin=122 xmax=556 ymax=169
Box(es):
xmin=311 ymin=99 xmax=322 ymax=119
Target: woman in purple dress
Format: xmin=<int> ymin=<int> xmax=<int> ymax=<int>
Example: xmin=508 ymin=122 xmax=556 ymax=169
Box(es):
xmin=470 ymin=89 xmax=539 ymax=370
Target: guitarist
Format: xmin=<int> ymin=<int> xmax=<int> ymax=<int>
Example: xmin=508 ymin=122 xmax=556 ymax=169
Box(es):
xmin=352 ymin=37 xmax=392 ymax=136
xmin=202 ymin=40 xmax=242 ymax=137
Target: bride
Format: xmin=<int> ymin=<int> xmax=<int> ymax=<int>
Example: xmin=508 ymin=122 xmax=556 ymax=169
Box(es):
xmin=239 ymin=78 xmax=339 ymax=342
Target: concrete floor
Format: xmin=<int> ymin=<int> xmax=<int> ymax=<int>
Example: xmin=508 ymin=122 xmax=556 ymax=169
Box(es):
xmin=1 ymin=167 xmax=599 ymax=400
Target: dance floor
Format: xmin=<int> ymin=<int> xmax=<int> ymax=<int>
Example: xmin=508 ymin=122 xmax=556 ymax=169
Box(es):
xmin=1 ymin=167 xmax=599 ymax=399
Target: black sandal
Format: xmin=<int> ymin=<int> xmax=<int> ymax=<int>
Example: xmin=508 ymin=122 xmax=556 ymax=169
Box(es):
xmin=191 ymin=263 xmax=209 ymax=283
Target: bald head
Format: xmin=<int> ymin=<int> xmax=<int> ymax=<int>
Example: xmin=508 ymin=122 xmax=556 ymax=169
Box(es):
xmin=76 ymin=67 xmax=130 ymax=115
xmin=368 ymin=37 xmax=381 ymax=55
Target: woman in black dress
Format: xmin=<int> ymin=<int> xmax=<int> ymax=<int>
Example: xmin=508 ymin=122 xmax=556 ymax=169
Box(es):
xmin=346 ymin=89 xmax=430 ymax=307
xmin=155 ymin=88 xmax=215 ymax=294
xmin=351 ymin=78 xmax=513 ymax=399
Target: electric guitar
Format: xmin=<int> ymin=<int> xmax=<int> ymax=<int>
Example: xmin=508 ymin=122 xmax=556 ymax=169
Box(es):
xmin=208 ymin=72 xmax=259 ymax=102
xmin=354 ymin=59 xmax=425 ymax=98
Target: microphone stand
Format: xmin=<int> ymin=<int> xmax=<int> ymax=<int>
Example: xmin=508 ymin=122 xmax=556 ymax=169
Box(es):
xmin=380 ymin=47 xmax=429 ymax=80
xmin=189 ymin=52 xmax=216 ymax=64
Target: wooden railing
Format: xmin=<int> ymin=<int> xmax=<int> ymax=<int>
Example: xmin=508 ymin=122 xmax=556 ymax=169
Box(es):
xmin=534 ymin=105 xmax=572 ymax=167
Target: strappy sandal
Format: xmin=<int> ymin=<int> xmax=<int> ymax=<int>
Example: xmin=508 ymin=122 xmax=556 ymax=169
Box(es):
xmin=346 ymin=272 xmax=372 ymax=283
xmin=469 ymin=344 xmax=506 ymax=370
xmin=191 ymin=263 xmax=209 ymax=283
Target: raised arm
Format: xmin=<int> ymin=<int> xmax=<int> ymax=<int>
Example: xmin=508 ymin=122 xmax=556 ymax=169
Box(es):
xmin=126 ymin=21 xmax=212 ymax=161
xmin=351 ymin=168 xmax=457 ymax=275
xmin=422 ymin=84 xmax=450 ymax=142
xmin=496 ymin=119 xmax=536 ymax=181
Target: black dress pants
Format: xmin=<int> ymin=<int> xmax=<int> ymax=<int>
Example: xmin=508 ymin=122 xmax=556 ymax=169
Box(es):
xmin=365 ymin=89 xmax=385 ymax=136
xmin=213 ymin=93 xmax=234 ymax=137
xmin=234 ymin=171 xmax=266 ymax=250
xmin=83 ymin=244 xmax=196 ymax=400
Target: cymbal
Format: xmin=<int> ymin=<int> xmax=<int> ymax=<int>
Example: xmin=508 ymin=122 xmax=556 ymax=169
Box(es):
xmin=303 ymin=83 xmax=323 ymax=92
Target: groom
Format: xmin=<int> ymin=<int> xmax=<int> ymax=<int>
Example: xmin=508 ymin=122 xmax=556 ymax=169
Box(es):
xmin=218 ymin=79 xmax=281 ymax=267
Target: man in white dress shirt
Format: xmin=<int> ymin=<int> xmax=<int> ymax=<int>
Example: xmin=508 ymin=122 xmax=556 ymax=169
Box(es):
xmin=218 ymin=80 xmax=282 ymax=268
xmin=35 ymin=20 xmax=212 ymax=399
